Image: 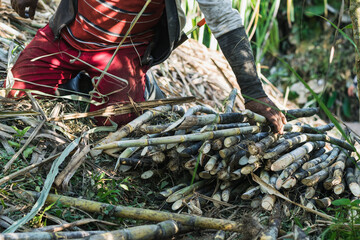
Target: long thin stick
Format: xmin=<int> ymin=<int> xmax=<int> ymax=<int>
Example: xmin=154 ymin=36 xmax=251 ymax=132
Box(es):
xmin=26 ymin=191 xmax=243 ymax=232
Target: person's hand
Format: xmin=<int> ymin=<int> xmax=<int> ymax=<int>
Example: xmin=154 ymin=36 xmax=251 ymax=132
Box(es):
xmin=348 ymin=84 xmax=356 ymax=97
xmin=245 ymin=96 xmax=286 ymax=134
xmin=11 ymin=0 xmax=38 ymax=19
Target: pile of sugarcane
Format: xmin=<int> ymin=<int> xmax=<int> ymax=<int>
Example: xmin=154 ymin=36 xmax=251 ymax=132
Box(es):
xmin=93 ymin=89 xmax=358 ymax=214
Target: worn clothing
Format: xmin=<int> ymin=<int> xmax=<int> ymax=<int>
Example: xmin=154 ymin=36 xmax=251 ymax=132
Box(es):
xmin=8 ymin=0 xmax=266 ymax=126
xmin=62 ymin=0 xmax=165 ymax=51
xmin=8 ymin=25 xmax=148 ymax=126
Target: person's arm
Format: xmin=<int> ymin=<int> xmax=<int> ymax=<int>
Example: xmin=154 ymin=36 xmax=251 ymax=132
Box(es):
xmin=11 ymin=0 xmax=38 ymax=19
xmin=196 ymin=0 xmax=286 ymax=133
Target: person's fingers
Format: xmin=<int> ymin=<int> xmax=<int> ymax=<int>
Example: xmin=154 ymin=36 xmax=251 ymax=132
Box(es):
xmin=18 ymin=4 xmax=26 ymax=18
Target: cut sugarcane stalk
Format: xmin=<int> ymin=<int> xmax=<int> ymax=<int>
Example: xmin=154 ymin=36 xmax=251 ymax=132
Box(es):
xmin=87 ymin=220 xmax=180 ymax=240
xmin=241 ymin=162 xmax=261 ymax=175
xmin=248 ymin=155 xmax=260 ymax=164
xmin=151 ymin=152 xmax=166 ymax=163
xmin=199 ymin=171 xmax=212 ymax=179
xmin=178 ymin=113 xmax=247 ymax=130
xmin=264 ymin=134 xmax=308 ymax=159
xmin=96 ymin=105 xmax=172 ymax=154
xmin=186 ymin=200 xmax=203 ymax=215
xmin=238 ymin=155 xmax=249 ymax=166
xmin=160 ymin=183 xmax=187 ymax=198
xmin=283 ymin=107 xmax=319 ymax=120
xmin=261 ymin=194 xmax=276 ymax=211
xmin=204 ymin=154 xmax=220 ymax=171
xmin=305 ymin=186 xmax=316 ymax=199
xmin=260 ymin=170 xmax=270 ymax=193
xmin=271 ymin=141 xmax=325 ymax=171
xmin=241 ymin=186 xmax=260 ymax=200
xmin=212 ymin=191 xmax=222 ymax=208
xmin=259 ymin=202 xmax=281 ymax=239
xmin=230 ymin=169 xmax=242 ymax=180
xmin=95 ymin=126 xmax=261 ymax=150
xmin=141 ymin=170 xmax=154 ymax=179
xmin=282 ymin=177 xmax=297 ymax=189
xmin=302 ymin=151 xmax=331 ymax=170
xmin=171 ymin=193 xmax=193 ymax=211
xmin=212 ymin=137 xmax=225 ymax=151
xmin=166 ymin=180 xmax=208 ymax=203
xmin=331 ymin=150 xmax=349 ymax=186
xmin=224 ymin=135 xmax=244 ymax=148
xmin=224 ymin=88 xmax=238 ymax=113
xmin=221 ymin=188 xmax=231 ymax=202
xmin=301 ymin=168 xmax=329 ymax=187
xmin=184 ymin=158 xmax=197 ymax=170
xmin=248 ymin=133 xmax=280 ymax=156
xmin=333 ymin=181 xmax=345 ymax=195
xmin=347 ymin=167 xmax=360 ymax=197
xmin=214 ymin=230 xmax=226 ymax=240
xmin=315 ymin=197 xmax=332 ymax=208
xmin=200 ymin=123 xmax=250 ymax=132
xmin=276 ymin=156 xmax=309 ymax=189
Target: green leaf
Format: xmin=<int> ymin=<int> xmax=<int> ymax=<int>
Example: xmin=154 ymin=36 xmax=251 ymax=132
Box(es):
xmin=342 ymin=97 xmax=351 ymax=118
xmin=160 ymin=181 xmax=169 ymax=190
xmin=8 ymin=140 xmax=20 ymax=148
xmin=343 ymin=24 xmax=353 ymax=29
xmin=351 ymin=199 xmax=360 ymax=206
xmin=305 ymin=5 xmax=325 ymax=17
xmin=332 ymin=198 xmax=351 ymax=206
xmin=326 ymin=91 xmax=337 ymax=108
xmin=23 ymin=146 xmax=35 ymax=159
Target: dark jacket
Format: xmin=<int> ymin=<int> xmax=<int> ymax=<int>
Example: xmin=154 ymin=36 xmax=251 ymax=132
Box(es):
xmin=49 ymin=0 xmax=184 ymax=67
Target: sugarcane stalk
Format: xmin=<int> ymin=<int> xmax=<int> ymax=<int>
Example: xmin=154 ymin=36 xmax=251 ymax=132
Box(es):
xmin=151 ymin=152 xmax=166 ymax=163
xmin=178 ymin=113 xmax=248 ymax=130
xmin=283 ymin=123 xmax=334 ymax=134
xmin=261 ymin=194 xmax=277 ymax=211
xmin=204 ymin=154 xmax=220 ymax=171
xmin=260 ymin=170 xmax=271 ymax=193
xmin=224 ymin=135 xmax=245 ymax=148
xmin=212 ymin=191 xmax=222 ymax=208
xmin=283 ymin=107 xmax=319 ymax=120
xmin=224 ymin=88 xmax=238 ymax=113
xmin=160 ymin=183 xmax=187 ymax=198
xmin=248 ymin=133 xmax=280 ymax=156
xmin=305 ymin=186 xmax=316 ymax=199
xmin=199 ymin=171 xmax=212 ymax=179
xmin=140 ymin=123 xmax=170 ymax=134
xmin=248 ymin=155 xmax=260 ymax=164
xmin=27 ymin=191 xmax=243 ymax=232
xmin=302 ymin=151 xmax=332 ymax=170
xmin=241 ymin=162 xmax=261 ymax=175
xmin=221 ymin=188 xmax=231 ymax=202
xmin=220 ymin=132 xmax=269 ymax=159
xmin=178 ymin=141 xmax=202 ymax=157
xmin=184 ymin=158 xmax=197 ymax=170
xmin=301 ymin=168 xmax=330 ymax=187
xmin=116 ymin=157 xmax=152 ymax=167
xmin=241 ymin=109 xmax=267 ymax=123
xmin=354 ymin=160 xmax=360 ymax=184
xmin=114 ymin=134 xmax=159 ymax=171
xmin=264 ymin=134 xmax=308 ymax=159
xmin=259 ymin=202 xmax=281 ymax=240
xmin=171 ymin=193 xmax=194 ymax=211
xmin=212 ymin=137 xmax=225 ymax=151
xmin=96 ymin=126 xmax=261 ymax=150
xmin=95 ymin=105 xmax=172 ymax=155
xmin=87 ymin=220 xmax=180 ymax=240
xmin=311 ymin=148 xmax=326 ymax=159
xmin=304 ymin=134 xmax=354 ymax=151
xmin=217 ymin=167 xmax=230 ymax=181
xmin=271 ymin=141 xmax=325 ymax=171
xmin=281 ymin=177 xmax=297 ymax=189
xmin=346 ymin=167 xmax=360 ymax=197
xmin=333 ymin=180 xmax=345 ymax=195
xmin=275 ymin=155 xmax=309 ymax=189
xmin=331 ymin=150 xmax=349 ymax=186
xmin=166 ymin=180 xmax=208 ymax=203
xmin=163 ymin=105 xmax=218 ymax=132
xmin=238 ymin=155 xmax=249 ymax=166
xmin=315 ymin=197 xmax=332 ymax=208
xmin=200 ymin=123 xmax=250 ymax=132
xmin=241 ymin=186 xmax=260 ymax=200
xmin=294 ymin=150 xmax=337 ymax=181
xmin=210 ymin=161 xmax=224 ymax=175
xmin=323 ymin=166 xmax=336 ymax=190
xmin=0 ymin=231 xmax=105 ymax=240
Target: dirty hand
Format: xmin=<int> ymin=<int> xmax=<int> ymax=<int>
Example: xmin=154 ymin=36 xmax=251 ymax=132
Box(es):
xmin=11 ymin=0 xmax=38 ymax=19
xmin=245 ymin=97 xmax=286 ymax=134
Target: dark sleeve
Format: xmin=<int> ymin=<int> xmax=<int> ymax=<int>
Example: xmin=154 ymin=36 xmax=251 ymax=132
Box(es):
xmin=217 ymin=27 xmax=267 ymax=102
